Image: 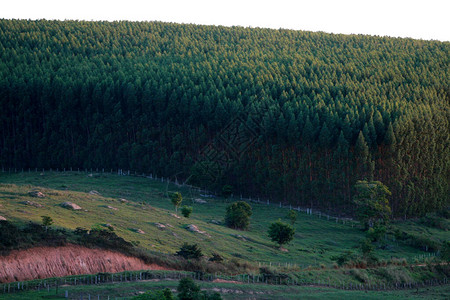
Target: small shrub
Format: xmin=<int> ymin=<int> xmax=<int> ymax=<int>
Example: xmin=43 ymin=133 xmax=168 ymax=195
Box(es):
xmin=376 ymin=266 xmax=412 ymax=283
xmin=421 ymin=214 xmax=449 ymax=230
xmin=221 ymin=185 xmax=233 ymax=198
xmin=209 ymin=252 xmax=224 ymax=262
xmin=331 ymin=250 xmax=354 ymax=266
xmin=360 ymin=238 xmax=374 ymax=257
xmin=177 ymin=277 xmax=200 ymax=300
xmin=286 ymin=210 xmax=297 ymax=225
xmin=366 ymin=225 xmax=386 ymax=242
xmin=407 ymin=234 xmax=440 ymax=252
xmin=176 ymin=243 xmax=203 ymax=259
xmin=354 ymin=258 xmax=368 ymax=269
xmin=225 ymin=201 xmax=252 ymax=230
xmin=181 ymin=206 xmax=193 ymax=218
xmin=349 ymin=268 xmax=369 ymax=283
xmin=268 ymin=220 xmax=295 ymax=247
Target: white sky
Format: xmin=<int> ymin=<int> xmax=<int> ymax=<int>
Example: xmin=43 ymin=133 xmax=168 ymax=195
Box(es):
xmin=2 ymin=0 xmax=449 ymax=41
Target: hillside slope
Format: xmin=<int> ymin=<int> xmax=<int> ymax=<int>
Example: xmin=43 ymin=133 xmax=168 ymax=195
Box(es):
xmin=0 ymin=19 xmax=448 ymax=216
xmin=1 ymin=172 xmax=446 ymax=269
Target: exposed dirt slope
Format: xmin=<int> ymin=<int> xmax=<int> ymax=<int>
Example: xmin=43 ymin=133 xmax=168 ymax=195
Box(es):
xmin=0 ymin=245 xmax=167 ymax=283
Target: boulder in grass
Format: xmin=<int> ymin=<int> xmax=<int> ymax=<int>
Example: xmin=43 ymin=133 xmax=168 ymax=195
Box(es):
xmin=170 ymin=213 xmax=181 ymax=219
xmin=119 ymin=198 xmax=129 ymax=203
xmin=154 ymin=223 xmax=166 ymax=230
xmin=186 ymin=224 xmax=211 ymax=237
xmin=105 ymin=224 xmax=115 ymax=230
xmin=106 ymin=205 xmax=118 ymax=211
xmin=0 ymin=216 xmax=6 ymax=221
xmin=21 ymin=201 xmax=43 ymax=208
xmin=135 ymin=229 xmax=145 ymax=234
xmin=60 ymin=202 xmax=82 ymax=210
xmin=89 ymin=190 xmax=101 ymax=195
xmin=28 ymin=190 xmax=46 ymax=198
xmin=194 ymin=198 xmax=207 ymax=204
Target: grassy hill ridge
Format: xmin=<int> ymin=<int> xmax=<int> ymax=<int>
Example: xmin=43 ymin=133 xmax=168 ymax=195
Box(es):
xmin=1 ymin=171 xmax=447 ymax=266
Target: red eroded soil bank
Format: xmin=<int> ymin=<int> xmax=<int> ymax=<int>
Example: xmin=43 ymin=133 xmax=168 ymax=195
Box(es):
xmin=0 ymin=245 xmax=168 ymax=283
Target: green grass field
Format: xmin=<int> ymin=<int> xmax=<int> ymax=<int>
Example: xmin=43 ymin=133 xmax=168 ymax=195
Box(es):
xmin=0 ymin=171 xmax=441 ymax=266
xmin=1 ymin=171 xmax=448 ymax=299
xmin=1 ymin=279 xmax=449 ymax=300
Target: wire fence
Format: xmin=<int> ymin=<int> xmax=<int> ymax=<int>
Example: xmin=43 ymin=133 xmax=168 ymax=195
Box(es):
xmin=0 ymin=268 xmax=448 ymax=298
xmin=1 ymin=167 xmax=355 ymax=225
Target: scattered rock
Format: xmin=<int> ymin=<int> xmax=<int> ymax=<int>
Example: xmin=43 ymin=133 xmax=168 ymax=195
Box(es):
xmin=60 ymin=202 xmax=82 ymax=210
xmin=232 ymin=234 xmax=248 ymax=241
xmin=21 ymin=201 xmax=43 ymax=208
xmin=135 ymin=229 xmax=145 ymax=234
xmin=210 ymin=219 xmax=221 ymax=225
xmin=186 ymin=224 xmax=210 ymax=237
xmin=170 ymin=213 xmax=181 ymax=219
xmin=194 ymin=198 xmax=207 ymax=204
xmin=172 ymin=232 xmax=179 ymax=238
xmin=89 ymin=190 xmax=101 ymax=195
xmin=105 ymin=224 xmax=114 ymax=230
xmin=165 ymin=223 xmax=174 ymax=228
xmin=106 ymin=205 xmax=118 ymax=210
xmin=154 ymin=223 xmax=166 ymax=230
xmin=28 ymin=191 xmax=46 ymax=198
xmin=280 ymin=247 xmax=289 ymax=252
xmin=0 ymin=216 xmax=6 ymax=221
xmin=119 ymin=198 xmax=129 ymax=203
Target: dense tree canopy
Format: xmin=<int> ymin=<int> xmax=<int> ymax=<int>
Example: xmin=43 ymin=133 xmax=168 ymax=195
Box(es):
xmin=0 ymin=19 xmax=448 ymax=217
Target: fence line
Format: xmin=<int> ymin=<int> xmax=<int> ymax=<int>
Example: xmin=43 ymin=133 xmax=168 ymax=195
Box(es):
xmin=1 ymin=167 xmax=355 ymax=226
xmin=0 ymin=268 xmax=448 ymax=297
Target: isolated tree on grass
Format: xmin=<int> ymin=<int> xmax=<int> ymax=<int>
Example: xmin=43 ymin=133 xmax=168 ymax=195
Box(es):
xmin=268 ymin=219 xmax=295 ymax=248
xmin=176 ymin=243 xmax=203 ymax=259
xmin=225 ymin=201 xmax=252 ymax=230
xmin=181 ymin=206 xmax=193 ymax=218
xmin=41 ymin=215 xmax=53 ymax=232
xmin=170 ymin=192 xmax=183 ymax=213
xmin=221 ymin=184 xmax=233 ymax=199
xmin=286 ymin=210 xmax=297 ymax=225
xmin=177 ymin=277 xmax=222 ymax=300
xmin=177 ymin=277 xmax=201 ymax=300
xmin=353 ymin=180 xmax=391 ymax=230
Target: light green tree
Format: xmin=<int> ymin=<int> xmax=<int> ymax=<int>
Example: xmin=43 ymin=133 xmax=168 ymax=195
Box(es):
xmin=353 ymin=180 xmax=391 ymax=230
xmin=41 ymin=215 xmax=53 ymax=232
xmin=170 ymin=192 xmax=182 ymax=213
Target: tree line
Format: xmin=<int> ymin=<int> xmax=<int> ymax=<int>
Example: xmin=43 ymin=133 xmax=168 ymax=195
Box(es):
xmin=0 ymin=19 xmax=448 ymax=217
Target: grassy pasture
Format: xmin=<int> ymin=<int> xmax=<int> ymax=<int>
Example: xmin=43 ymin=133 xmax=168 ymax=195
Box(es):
xmin=0 ymin=171 xmax=443 ymax=266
